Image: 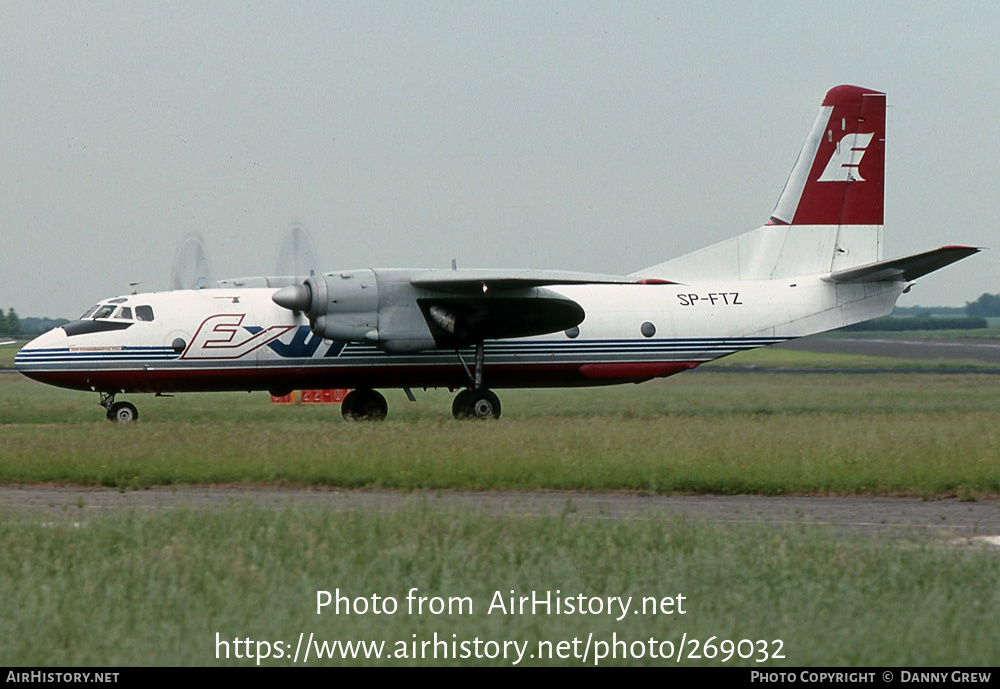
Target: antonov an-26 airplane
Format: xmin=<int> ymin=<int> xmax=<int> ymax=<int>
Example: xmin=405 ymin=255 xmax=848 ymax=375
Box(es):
xmin=16 ymin=85 xmax=980 ymax=422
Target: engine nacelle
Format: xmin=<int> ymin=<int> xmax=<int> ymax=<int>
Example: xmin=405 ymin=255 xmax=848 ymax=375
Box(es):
xmin=272 ymin=269 xmax=439 ymax=351
xmin=272 ymin=269 xmax=586 ymax=353
xmin=273 ymin=270 xmax=379 ymax=342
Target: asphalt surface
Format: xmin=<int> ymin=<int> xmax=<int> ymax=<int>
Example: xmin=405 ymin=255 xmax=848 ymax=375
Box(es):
xmin=776 ymin=337 xmax=1000 ymax=363
xmin=3 ymin=486 xmax=999 ymax=546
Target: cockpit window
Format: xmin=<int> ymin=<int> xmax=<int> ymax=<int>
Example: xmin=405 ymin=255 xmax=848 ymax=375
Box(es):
xmin=78 ymin=303 xmax=153 ymax=322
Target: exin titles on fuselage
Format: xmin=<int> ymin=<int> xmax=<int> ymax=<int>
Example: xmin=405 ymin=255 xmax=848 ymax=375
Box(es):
xmin=15 ymin=85 xmax=980 ymax=422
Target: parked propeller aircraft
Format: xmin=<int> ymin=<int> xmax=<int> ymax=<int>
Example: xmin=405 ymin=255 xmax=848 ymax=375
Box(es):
xmin=16 ymin=85 xmax=980 ymax=422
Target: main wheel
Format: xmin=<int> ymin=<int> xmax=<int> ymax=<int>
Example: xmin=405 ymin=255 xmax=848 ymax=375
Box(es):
xmin=460 ymin=389 xmax=501 ymax=420
xmin=107 ymin=401 xmax=139 ymax=424
xmin=451 ymin=389 xmax=472 ymax=419
xmin=342 ymin=389 xmax=388 ymax=422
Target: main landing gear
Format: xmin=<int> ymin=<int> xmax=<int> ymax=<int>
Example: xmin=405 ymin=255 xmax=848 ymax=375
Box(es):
xmin=341 ymin=388 xmax=388 ymax=422
xmin=451 ymin=341 xmax=502 ymax=420
xmin=452 ymin=388 xmax=501 ymax=420
xmin=340 ymin=341 xmax=504 ymax=421
xmin=100 ymin=393 xmax=138 ymax=423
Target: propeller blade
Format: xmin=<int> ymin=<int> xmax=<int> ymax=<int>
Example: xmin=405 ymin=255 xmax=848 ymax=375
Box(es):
xmin=275 ymin=224 xmax=318 ymax=278
xmin=170 ymin=234 xmax=214 ymax=290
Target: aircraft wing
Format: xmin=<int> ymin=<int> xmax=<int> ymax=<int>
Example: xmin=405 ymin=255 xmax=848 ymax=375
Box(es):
xmin=404 ymin=270 xmax=668 ymax=344
xmin=824 ymin=246 xmax=981 ymax=284
xmin=409 ymin=271 xmax=679 ymax=343
xmin=410 ymin=269 xmax=668 ymax=293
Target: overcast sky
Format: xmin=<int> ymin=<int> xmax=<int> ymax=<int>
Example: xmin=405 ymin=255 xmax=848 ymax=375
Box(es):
xmin=2 ymin=1 xmax=998 ymax=317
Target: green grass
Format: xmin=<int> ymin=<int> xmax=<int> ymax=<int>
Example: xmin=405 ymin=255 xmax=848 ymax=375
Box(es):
xmin=3 ymin=372 xmax=1000 ymax=496
xmin=0 ymin=341 xmax=26 ymax=369
xmin=2 ymin=505 xmax=997 ymax=666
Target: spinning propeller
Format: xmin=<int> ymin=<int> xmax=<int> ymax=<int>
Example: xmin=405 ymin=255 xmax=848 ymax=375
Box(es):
xmin=169 ymin=224 xmax=321 ymax=291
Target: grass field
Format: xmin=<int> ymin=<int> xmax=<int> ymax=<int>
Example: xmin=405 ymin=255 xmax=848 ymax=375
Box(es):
xmin=2 ymin=505 xmax=998 ymax=666
xmin=2 ymin=361 xmax=1000 ymax=496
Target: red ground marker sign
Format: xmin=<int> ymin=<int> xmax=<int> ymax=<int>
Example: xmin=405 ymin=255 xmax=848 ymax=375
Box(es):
xmin=270 ymin=389 xmax=352 ymax=404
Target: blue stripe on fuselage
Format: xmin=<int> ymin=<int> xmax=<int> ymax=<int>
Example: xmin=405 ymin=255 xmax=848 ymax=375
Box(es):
xmin=246 ymin=325 xmax=346 ymax=358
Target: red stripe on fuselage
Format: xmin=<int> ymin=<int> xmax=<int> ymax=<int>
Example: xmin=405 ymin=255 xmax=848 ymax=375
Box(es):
xmin=579 ymin=362 xmax=699 ymax=379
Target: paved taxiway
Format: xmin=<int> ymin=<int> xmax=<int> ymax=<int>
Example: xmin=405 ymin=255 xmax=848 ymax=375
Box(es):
xmin=3 ymin=487 xmax=998 ymax=545
xmin=776 ymin=337 xmax=1000 ymax=363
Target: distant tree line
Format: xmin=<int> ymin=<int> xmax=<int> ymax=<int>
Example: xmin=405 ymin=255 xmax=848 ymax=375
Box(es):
xmin=843 ymin=315 xmax=988 ymax=332
xmin=891 ymin=305 xmax=965 ymax=318
xmin=0 ymin=309 xmax=71 ymax=338
xmin=964 ymin=293 xmax=1000 ymax=318
xmin=849 ymin=292 xmax=1000 ymax=331
xmin=0 ymin=308 xmax=21 ymax=337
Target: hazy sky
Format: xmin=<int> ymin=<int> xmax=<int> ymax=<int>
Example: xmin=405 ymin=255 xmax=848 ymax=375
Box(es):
xmin=3 ymin=1 xmax=998 ymax=317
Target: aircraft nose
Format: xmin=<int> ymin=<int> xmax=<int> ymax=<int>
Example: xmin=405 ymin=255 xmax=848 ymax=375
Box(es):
xmin=13 ymin=327 xmax=68 ymax=372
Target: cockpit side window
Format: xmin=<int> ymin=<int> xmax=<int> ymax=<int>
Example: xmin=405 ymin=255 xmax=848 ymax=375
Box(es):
xmin=135 ymin=305 xmax=155 ymax=322
xmin=115 ymin=307 xmax=133 ymax=320
xmin=93 ymin=305 xmax=116 ymax=319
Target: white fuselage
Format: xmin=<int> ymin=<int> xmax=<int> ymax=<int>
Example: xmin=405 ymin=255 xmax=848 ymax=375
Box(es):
xmin=14 ymin=276 xmax=902 ymax=395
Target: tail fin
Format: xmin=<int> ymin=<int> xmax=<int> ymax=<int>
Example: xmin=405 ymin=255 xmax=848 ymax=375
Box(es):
xmin=637 ymin=85 xmax=887 ymax=281
xmin=770 ymin=85 xmax=885 ymax=227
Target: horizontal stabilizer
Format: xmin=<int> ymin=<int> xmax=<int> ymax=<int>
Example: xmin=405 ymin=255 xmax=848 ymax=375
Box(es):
xmin=824 ymin=246 xmax=980 ymax=284
xmin=411 ymin=269 xmax=669 ymax=293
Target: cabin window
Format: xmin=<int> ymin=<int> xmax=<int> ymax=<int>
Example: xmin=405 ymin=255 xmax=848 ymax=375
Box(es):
xmin=115 ymin=307 xmax=133 ymax=320
xmin=135 ymin=305 xmax=155 ymax=322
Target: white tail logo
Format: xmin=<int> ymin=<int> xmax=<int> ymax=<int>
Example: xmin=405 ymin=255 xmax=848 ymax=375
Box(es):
xmin=818 ymin=132 xmax=875 ymax=182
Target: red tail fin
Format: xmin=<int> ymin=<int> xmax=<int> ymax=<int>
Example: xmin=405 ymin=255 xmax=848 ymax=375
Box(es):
xmin=771 ymin=85 xmax=885 ymax=226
